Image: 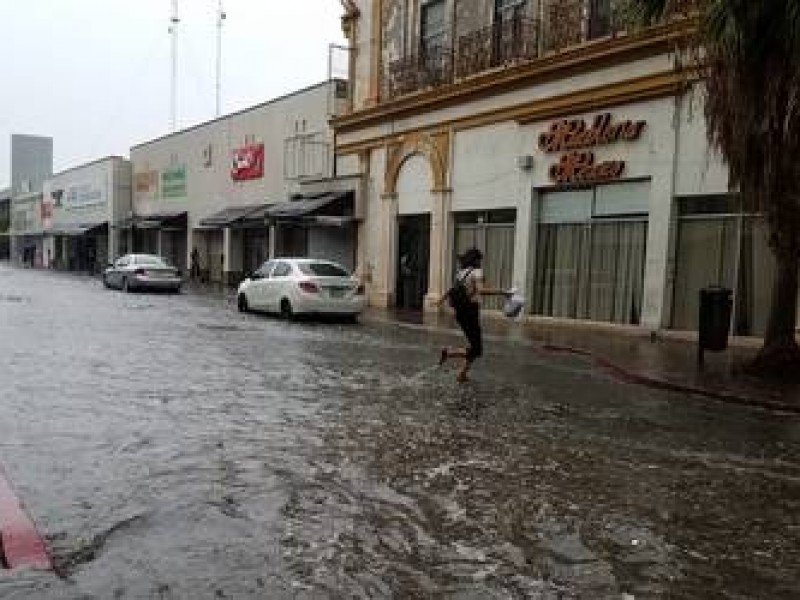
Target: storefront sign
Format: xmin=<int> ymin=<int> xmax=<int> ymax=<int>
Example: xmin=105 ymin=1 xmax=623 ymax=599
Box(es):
xmin=65 ymin=183 xmax=105 ymax=208
xmin=231 ymin=143 xmax=264 ymax=181
xmin=161 ymin=166 xmax=187 ymax=199
xmin=539 ymin=113 xmax=646 ymax=185
xmin=135 ymin=170 xmax=158 ymax=194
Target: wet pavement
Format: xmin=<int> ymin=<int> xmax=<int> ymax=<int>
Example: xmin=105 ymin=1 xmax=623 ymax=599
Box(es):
xmin=0 ymin=264 xmax=799 ymax=599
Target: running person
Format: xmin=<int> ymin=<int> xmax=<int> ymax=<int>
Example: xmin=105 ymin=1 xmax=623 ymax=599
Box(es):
xmin=436 ymin=247 xmax=509 ymax=383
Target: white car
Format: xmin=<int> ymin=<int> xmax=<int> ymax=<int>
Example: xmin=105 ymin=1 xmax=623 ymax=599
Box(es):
xmin=103 ymin=254 xmax=182 ymax=293
xmin=237 ymin=258 xmax=365 ymax=320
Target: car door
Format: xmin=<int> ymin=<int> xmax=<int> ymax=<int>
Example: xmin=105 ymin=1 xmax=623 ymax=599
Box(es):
xmin=111 ymin=256 xmax=130 ymax=288
xmin=248 ymin=260 xmax=274 ymax=309
xmin=264 ymin=260 xmax=292 ymax=312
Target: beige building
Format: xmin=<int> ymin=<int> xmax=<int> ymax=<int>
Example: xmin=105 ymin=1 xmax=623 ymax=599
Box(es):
xmin=129 ymin=81 xmax=355 ymax=285
xmin=333 ymin=0 xmax=776 ymax=336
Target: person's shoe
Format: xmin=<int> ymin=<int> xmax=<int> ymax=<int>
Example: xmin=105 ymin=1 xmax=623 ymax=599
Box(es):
xmin=456 ymin=371 xmax=469 ymax=384
xmin=438 ymin=348 xmax=448 ymax=366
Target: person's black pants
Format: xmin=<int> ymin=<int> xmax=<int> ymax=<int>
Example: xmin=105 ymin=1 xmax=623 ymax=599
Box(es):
xmin=455 ymin=303 xmax=483 ymax=363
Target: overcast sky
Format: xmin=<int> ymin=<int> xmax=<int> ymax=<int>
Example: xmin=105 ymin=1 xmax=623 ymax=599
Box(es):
xmin=0 ymin=0 xmax=346 ymax=187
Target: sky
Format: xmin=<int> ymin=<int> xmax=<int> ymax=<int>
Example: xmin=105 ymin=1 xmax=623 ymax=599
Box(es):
xmin=0 ymin=0 xmax=347 ymax=187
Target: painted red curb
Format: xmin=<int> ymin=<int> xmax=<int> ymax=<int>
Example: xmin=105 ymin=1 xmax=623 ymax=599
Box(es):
xmin=0 ymin=467 xmax=51 ymax=570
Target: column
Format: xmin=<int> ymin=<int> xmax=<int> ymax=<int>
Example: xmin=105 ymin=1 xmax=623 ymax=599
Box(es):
xmin=268 ymin=223 xmax=277 ymax=259
xmin=424 ymin=189 xmax=452 ymax=310
xmin=374 ymin=193 xmax=398 ymax=307
xmin=512 ymin=169 xmax=536 ymax=302
xmin=223 ymin=227 xmax=232 ymax=285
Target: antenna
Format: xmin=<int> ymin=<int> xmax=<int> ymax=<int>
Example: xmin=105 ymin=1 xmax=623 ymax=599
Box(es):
xmin=169 ymin=0 xmax=180 ymax=130
xmin=216 ymin=0 xmax=226 ymax=117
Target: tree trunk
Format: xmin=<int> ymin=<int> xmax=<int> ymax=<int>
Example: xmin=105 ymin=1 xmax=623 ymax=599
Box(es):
xmin=751 ymin=252 xmax=800 ymax=378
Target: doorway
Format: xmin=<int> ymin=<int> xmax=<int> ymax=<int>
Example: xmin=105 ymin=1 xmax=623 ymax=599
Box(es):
xmin=396 ymin=214 xmax=430 ymax=310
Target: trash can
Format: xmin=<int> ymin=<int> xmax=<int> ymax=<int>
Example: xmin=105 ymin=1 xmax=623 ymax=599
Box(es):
xmin=698 ymin=286 xmax=733 ymax=353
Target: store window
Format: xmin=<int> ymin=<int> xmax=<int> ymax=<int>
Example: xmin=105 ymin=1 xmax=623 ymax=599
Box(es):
xmin=671 ymin=195 xmax=775 ymax=336
xmin=533 ymin=181 xmax=649 ymax=324
xmin=453 ymin=209 xmax=516 ymax=311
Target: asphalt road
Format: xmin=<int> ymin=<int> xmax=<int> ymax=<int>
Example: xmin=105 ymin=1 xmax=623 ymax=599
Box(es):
xmin=0 ymin=265 xmax=798 ymax=599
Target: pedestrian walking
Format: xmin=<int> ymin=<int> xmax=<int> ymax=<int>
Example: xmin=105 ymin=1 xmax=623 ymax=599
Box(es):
xmin=436 ymin=247 xmax=509 ymax=383
xmin=190 ymin=247 xmax=201 ymax=280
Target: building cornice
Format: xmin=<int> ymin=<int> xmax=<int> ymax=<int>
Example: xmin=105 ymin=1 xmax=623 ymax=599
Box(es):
xmin=336 ymin=68 xmax=695 ymax=156
xmin=332 ymin=18 xmax=696 ymax=136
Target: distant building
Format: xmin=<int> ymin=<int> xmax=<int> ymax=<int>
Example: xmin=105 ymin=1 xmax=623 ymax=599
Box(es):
xmin=41 ymin=156 xmax=132 ymax=273
xmin=129 ymin=80 xmax=356 ymax=285
xmin=0 ymin=187 xmax=11 ymax=260
xmin=8 ymin=134 xmax=53 ymax=266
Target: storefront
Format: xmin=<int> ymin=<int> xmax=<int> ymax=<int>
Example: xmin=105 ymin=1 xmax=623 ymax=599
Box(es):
xmin=532 ymin=182 xmax=649 ymax=324
xmin=195 ymin=205 xmax=269 ymax=284
xmin=267 ymin=191 xmax=357 ymax=271
xmin=671 ymin=195 xmax=774 ymax=336
xmin=41 ymin=156 xmax=132 ymax=272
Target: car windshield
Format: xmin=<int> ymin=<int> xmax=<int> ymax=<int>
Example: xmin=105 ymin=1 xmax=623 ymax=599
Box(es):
xmin=297 ymin=262 xmax=349 ymax=277
xmin=135 ymin=256 xmax=168 ymax=266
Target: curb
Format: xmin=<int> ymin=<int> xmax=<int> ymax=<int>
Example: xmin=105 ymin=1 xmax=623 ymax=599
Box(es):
xmin=538 ymin=344 xmax=800 ymax=416
xmin=362 ymin=313 xmax=800 ymax=416
xmin=0 ymin=467 xmax=51 ymax=571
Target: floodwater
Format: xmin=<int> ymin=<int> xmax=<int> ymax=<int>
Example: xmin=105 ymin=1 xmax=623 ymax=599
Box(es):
xmin=0 ymin=265 xmax=798 ymax=599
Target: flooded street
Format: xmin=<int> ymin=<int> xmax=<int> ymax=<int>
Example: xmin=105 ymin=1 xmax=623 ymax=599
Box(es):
xmin=1 ymin=264 xmax=798 ymax=599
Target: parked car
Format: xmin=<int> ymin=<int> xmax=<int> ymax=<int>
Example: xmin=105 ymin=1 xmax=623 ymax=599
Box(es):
xmin=237 ymin=258 xmax=365 ymax=320
xmin=103 ymin=254 xmax=182 ymax=293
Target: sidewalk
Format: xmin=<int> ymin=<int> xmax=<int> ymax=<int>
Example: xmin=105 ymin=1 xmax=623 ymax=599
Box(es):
xmin=362 ymin=308 xmax=800 ymax=415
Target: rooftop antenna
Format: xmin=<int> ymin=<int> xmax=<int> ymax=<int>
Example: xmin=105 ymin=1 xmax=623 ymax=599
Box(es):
xmin=216 ymin=0 xmax=226 ymax=117
xmin=169 ymin=0 xmax=180 ymax=130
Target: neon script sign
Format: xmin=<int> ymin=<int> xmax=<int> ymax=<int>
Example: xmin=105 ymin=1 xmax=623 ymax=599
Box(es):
xmin=539 ymin=113 xmax=646 ymax=185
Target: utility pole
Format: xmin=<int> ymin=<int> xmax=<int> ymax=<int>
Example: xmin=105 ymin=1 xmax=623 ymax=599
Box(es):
xmin=216 ymin=0 xmax=226 ymax=117
xmin=169 ymin=0 xmax=180 ymax=131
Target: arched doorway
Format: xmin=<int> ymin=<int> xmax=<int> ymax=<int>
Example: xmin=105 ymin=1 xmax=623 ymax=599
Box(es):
xmin=395 ymin=154 xmax=433 ymax=310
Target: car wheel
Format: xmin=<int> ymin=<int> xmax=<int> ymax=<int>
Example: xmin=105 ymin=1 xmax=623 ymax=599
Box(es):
xmin=102 ymin=275 xmax=110 ymax=289
xmin=237 ymin=293 xmax=249 ymax=313
xmin=173 ymin=285 xmax=182 ymax=294
xmin=122 ymin=277 xmax=131 ymax=293
xmin=279 ymin=298 xmax=294 ymax=321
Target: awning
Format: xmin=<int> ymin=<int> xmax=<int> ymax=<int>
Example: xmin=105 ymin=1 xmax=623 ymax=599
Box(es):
xmin=265 ymin=191 xmax=354 ymax=221
xmin=197 ymin=204 xmax=267 ymax=229
xmin=50 ymin=222 xmax=108 ymax=236
xmin=238 ymin=204 xmax=271 ymax=226
xmin=117 ymin=211 xmax=187 ymax=229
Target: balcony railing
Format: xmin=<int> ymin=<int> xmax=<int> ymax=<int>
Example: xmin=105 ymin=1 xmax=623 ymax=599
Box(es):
xmin=380 ymin=1 xmax=697 ymax=102
xmin=382 ymin=40 xmax=454 ymax=100
xmin=456 ymin=17 xmax=540 ymax=79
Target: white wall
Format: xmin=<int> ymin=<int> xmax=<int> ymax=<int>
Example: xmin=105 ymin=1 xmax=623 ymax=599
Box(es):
xmin=396 ymin=154 xmax=433 ymax=215
xmin=131 ymin=83 xmax=336 ymax=227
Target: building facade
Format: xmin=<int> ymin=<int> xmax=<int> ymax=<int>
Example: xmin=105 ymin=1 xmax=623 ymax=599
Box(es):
xmin=7 ymin=134 xmax=53 ymax=266
xmin=129 ymin=80 xmax=354 ymax=285
xmin=0 ymin=188 xmax=10 ymax=260
xmin=41 ymin=156 xmax=132 ymax=272
xmin=333 ymin=0 xmax=774 ymax=335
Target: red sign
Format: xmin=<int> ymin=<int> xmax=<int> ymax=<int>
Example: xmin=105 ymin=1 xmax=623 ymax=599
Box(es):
xmin=231 ymin=144 xmax=264 ymax=181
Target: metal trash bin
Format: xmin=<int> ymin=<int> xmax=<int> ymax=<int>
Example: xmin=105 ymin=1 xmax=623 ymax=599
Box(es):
xmin=698 ymin=286 xmax=732 ymax=360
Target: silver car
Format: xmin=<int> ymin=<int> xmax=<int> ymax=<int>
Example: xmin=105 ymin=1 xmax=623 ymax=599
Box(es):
xmin=103 ymin=254 xmax=182 ymax=293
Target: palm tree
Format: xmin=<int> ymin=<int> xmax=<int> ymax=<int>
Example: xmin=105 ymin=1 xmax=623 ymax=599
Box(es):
xmin=625 ymin=0 xmax=800 ymax=376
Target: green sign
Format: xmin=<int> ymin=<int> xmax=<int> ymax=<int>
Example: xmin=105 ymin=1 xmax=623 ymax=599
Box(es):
xmin=161 ymin=166 xmax=186 ymax=199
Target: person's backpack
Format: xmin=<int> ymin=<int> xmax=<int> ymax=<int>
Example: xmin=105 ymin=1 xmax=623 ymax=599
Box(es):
xmin=446 ymin=268 xmax=474 ymax=311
